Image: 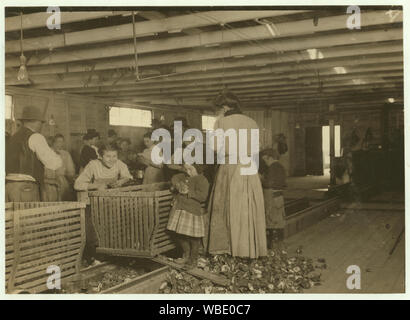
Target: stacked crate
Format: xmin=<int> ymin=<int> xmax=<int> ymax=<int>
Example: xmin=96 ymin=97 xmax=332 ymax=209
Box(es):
xmin=5 ymin=202 xmax=86 ymax=293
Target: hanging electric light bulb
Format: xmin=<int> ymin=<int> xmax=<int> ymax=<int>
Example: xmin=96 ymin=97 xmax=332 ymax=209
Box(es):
xmin=295 ymin=105 xmax=301 ymax=129
xmin=17 ymin=12 xmax=29 ymax=82
xmin=17 ymin=54 xmax=28 ymax=81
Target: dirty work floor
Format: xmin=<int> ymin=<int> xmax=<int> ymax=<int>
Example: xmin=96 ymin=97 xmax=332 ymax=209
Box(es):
xmin=284 ymin=199 xmax=405 ymax=293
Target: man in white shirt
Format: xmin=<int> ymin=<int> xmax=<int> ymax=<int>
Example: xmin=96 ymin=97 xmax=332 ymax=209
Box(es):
xmin=6 ymin=105 xmax=62 ymax=202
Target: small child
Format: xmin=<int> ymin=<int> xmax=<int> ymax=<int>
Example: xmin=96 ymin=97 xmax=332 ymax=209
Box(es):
xmin=167 ymin=164 xmax=210 ymax=266
xmin=260 ymin=148 xmax=287 ymax=246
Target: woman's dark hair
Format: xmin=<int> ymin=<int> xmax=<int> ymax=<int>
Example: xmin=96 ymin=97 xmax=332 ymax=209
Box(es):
xmin=143 ymin=131 xmax=152 ymax=139
xmin=54 ymin=133 xmax=64 ymax=140
xmin=83 ymin=129 xmax=100 ymax=141
xmin=119 ymin=137 xmax=131 ymax=145
xmin=99 ymin=143 xmax=119 ymax=156
xmin=49 ymin=133 xmax=65 ymax=145
xmin=108 ymin=129 xmax=117 ymax=138
xmin=214 ymin=90 xmax=241 ymax=112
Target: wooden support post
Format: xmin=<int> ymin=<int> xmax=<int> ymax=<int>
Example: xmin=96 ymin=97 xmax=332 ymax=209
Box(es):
xmin=381 ymin=104 xmax=390 ymax=150
xmin=329 ymin=103 xmax=336 ymax=186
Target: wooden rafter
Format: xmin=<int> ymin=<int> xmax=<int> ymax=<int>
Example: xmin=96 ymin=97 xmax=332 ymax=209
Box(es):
xmin=6 ymin=10 xmax=307 ymax=52
xmin=4 ymin=8 xmax=403 ymax=110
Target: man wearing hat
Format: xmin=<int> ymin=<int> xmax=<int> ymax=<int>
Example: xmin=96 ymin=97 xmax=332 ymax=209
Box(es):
xmin=5 ymin=106 xmax=62 ymax=202
xmin=79 ymin=129 xmax=100 ymax=171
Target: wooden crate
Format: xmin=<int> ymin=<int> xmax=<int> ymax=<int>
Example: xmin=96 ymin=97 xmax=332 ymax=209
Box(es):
xmin=88 ymin=182 xmax=176 ymax=258
xmin=5 ymin=202 xmax=86 ymax=293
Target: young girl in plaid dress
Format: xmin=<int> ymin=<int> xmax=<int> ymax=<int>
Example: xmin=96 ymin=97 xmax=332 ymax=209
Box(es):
xmin=167 ymin=164 xmax=209 ymax=266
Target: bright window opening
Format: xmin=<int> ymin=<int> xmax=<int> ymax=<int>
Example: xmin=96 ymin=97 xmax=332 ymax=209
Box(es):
xmin=5 ymin=95 xmax=13 ymax=120
xmin=109 ymin=107 xmax=152 ymax=128
xmin=202 ymin=115 xmax=217 ymax=131
xmin=322 ymin=125 xmax=341 ymax=171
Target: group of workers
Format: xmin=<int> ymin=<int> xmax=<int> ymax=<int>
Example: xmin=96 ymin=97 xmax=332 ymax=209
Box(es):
xmin=5 ymin=91 xmax=288 ymax=267
xmin=4 ymin=106 xmax=171 ymax=203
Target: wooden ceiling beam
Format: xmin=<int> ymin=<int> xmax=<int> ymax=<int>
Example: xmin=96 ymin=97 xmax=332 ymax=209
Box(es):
xmin=6 ymin=10 xmax=306 ymax=52
xmin=5 ymin=10 xmax=402 ymax=66
xmin=166 ymin=82 xmax=403 ymax=100
xmin=93 ymin=81 xmax=403 ymax=102
xmin=113 ymin=90 xmax=403 ymax=111
xmin=48 ymin=61 xmax=402 ymax=94
xmin=239 ymin=85 xmax=403 ymax=100
xmin=6 ymin=32 xmax=403 ymax=85
xmin=80 ymin=70 xmax=403 ymax=98
xmin=137 ymin=11 xmax=203 ymax=35
xmin=112 ymin=90 xmax=402 ymax=109
xmin=7 ymin=51 xmax=402 ymax=89
xmin=5 ymin=11 xmax=126 ymax=32
xmin=5 ymin=27 xmax=402 ymax=78
xmin=237 ymin=92 xmax=404 ymax=109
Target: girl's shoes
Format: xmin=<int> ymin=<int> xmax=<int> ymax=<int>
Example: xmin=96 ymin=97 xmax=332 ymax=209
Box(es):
xmin=186 ymin=257 xmax=198 ymax=269
xmin=175 ymin=257 xmax=189 ymax=265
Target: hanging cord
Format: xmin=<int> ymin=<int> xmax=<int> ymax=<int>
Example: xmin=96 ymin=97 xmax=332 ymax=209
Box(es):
xmin=221 ymin=25 xmax=225 ymax=88
xmin=20 ymin=12 xmax=23 ymax=55
xmin=132 ymin=11 xmax=140 ymax=81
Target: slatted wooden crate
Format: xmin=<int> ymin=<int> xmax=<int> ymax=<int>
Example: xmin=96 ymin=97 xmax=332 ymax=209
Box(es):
xmin=5 ymin=202 xmax=86 ymax=293
xmin=88 ymin=182 xmax=176 ymax=258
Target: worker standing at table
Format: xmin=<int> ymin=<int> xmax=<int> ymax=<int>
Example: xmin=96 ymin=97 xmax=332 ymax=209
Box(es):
xmin=117 ymin=138 xmax=134 ymax=167
xmin=260 ymin=148 xmax=287 ymax=246
xmin=107 ymin=129 xmax=119 ymax=148
xmin=137 ymin=131 xmax=165 ymax=184
xmin=51 ymin=134 xmax=77 ymax=201
xmin=74 ymin=143 xmax=133 ymax=265
xmin=5 ymin=106 xmax=62 ymax=202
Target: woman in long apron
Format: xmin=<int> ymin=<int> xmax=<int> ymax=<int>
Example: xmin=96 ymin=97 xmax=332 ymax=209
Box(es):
xmin=205 ymin=91 xmax=267 ymax=259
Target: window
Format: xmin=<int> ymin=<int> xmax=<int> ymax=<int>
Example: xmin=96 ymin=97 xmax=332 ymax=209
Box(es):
xmin=202 ymin=115 xmax=217 ymax=131
xmin=5 ymin=95 xmax=13 ymax=120
xmin=109 ymin=106 xmax=152 ymax=128
xmin=322 ymin=125 xmax=341 ymax=171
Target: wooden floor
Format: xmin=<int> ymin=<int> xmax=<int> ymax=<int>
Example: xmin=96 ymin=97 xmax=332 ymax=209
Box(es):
xmin=284 ymin=197 xmax=405 ymax=293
